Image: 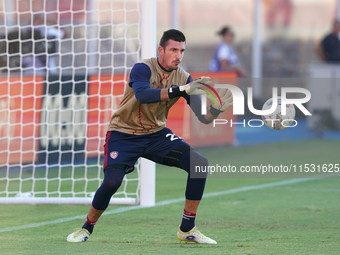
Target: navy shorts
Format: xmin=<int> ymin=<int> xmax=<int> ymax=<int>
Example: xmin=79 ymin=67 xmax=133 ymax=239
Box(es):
xmin=103 ymin=127 xmax=189 ymax=173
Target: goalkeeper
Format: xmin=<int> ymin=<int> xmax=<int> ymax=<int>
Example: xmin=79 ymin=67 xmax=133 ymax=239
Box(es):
xmin=67 ymin=29 xmax=233 ymax=244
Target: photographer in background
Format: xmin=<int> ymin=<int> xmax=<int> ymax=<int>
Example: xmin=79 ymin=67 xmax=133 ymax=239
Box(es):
xmin=209 ymin=26 xmax=246 ymax=77
xmin=316 ymin=20 xmax=340 ymax=63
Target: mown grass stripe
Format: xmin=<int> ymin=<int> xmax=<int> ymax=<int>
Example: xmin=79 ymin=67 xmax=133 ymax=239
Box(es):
xmin=0 ymin=175 xmax=335 ymax=234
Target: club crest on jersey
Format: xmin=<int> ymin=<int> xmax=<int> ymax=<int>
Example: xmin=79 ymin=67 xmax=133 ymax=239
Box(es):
xmin=110 ymin=151 xmax=118 ymax=159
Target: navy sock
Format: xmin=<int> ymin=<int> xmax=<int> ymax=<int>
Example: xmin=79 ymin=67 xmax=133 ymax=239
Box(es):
xmin=180 ymin=209 xmax=196 ymax=232
xmin=82 ymin=216 xmax=97 ymax=234
xmin=83 ymin=168 xmax=125 ymax=234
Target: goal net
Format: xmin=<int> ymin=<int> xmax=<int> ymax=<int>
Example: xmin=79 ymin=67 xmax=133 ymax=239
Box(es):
xmin=0 ymin=0 xmax=153 ymax=205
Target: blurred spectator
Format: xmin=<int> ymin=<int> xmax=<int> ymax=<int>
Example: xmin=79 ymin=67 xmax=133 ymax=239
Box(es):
xmin=209 ymin=26 xmax=246 ymax=77
xmin=264 ymin=0 xmax=293 ymax=30
xmin=22 ymin=14 xmax=65 ymax=75
xmin=316 ymin=20 xmax=340 ymax=63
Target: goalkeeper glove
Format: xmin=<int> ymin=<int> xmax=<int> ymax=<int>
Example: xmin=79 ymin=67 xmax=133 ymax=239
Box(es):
xmin=209 ymin=88 xmax=233 ymax=117
xmin=168 ymin=76 xmax=212 ymax=99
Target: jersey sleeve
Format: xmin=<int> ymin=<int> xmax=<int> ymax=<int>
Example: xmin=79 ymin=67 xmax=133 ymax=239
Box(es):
xmin=184 ymin=95 xmax=211 ymax=124
xmin=132 ymin=81 xmax=161 ymax=103
xmin=129 ymin=63 xmax=162 ymax=104
xmin=186 ymin=75 xmax=193 ymax=84
xmin=129 ymin=63 xmax=152 ymax=86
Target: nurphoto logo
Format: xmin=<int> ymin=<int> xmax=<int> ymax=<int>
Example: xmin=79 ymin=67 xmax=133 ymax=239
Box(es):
xmin=200 ymin=84 xmax=312 ymax=129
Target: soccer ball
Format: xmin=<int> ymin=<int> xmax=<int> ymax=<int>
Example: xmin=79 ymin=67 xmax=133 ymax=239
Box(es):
xmin=262 ymin=97 xmax=295 ymax=130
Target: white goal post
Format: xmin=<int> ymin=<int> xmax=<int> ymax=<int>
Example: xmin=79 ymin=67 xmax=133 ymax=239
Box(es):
xmin=0 ymin=0 xmax=156 ymax=206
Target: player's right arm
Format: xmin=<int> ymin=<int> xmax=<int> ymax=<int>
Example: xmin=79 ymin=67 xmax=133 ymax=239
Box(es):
xmin=130 ymin=63 xmax=211 ymax=103
xmin=129 ymin=63 xmax=163 ymax=103
xmin=184 ymin=74 xmax=233 ymax=125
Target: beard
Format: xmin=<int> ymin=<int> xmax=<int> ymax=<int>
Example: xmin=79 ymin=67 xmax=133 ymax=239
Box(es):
xmin=161 ymin=56 xmax=180 ymax=71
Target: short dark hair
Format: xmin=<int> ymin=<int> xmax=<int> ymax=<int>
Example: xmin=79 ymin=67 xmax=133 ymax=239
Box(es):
xmin=159 ymin=29 xmax=186 ymax=48
xmin=218 ymin=26 xmax=231 ymax=36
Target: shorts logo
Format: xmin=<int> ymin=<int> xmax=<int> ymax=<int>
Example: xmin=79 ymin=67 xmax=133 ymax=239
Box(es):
xmin=110 ymin=151 xmax=118 ymax=159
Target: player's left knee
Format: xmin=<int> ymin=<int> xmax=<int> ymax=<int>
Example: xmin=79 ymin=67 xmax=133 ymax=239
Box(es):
xmin=190 ymin=150 xmax=209 ymax=168
xmin=163 ymin=145 xmax=209 ymax=178
xmin=163 ymin=144 xmax=191 ymax=168
xmin=183 ymin=150 xmax=209 ymax=179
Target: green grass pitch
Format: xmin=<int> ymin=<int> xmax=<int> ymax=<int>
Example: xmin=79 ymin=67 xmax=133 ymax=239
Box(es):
xmin=0 ymin=139 xmax=339 ymax=254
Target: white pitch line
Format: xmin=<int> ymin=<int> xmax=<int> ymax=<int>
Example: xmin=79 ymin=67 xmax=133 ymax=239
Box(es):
xmin=269 ymin=187 xmax=340 ymax=192
xmin=0 ymin=176 xmax=332 ymax=233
